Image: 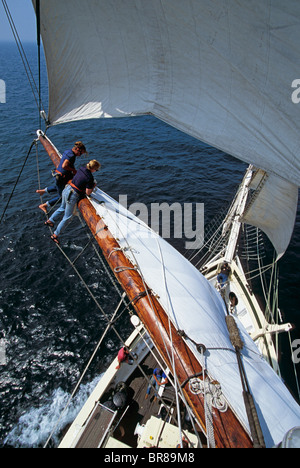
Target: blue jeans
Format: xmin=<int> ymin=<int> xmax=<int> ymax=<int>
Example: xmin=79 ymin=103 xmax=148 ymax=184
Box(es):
xmin=46 ymin=174 xmax=70 ymax=207
xmin=49 ymin=185 xmax=80 ymax=237
xmin=146 ymin=375 xmax=161 ymax=396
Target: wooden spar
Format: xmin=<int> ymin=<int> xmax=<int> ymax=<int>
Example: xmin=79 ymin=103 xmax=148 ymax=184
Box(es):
xmin=38 ymin=132 xmax=253 ymax=448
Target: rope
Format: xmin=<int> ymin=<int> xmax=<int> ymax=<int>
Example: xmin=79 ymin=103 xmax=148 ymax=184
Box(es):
xmin=156 ymin=236 xmax=183 ymax=446
xmin=71 ymin=225 xmax=108 ymax=267
xmin=36 ymin=0 xmax=42 ymax=128
xmin=1 ymin=0 xmax=45 ymax=120
xmin=0 ymin=140 xmax=36 ymax=225
xmin=43 ymin=292 xmax=127 ymax=448
xmin=155 ymin=236 xmax=206 ymax=448
xmin=226 ymin=316 xmax=266 ymax=448
xmin=52 ymin=236 xmax=112 ymax=322
xmin=77 ymin=213 xmax=124 ymax=300
xmin=200 ymin=347 xmax=215 ymax=448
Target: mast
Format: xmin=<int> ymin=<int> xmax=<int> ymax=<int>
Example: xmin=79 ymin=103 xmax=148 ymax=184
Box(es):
xmin=37 ymin=131 xmax=253 ymax=448
xmin=223 ymin=166 xmax=253 ymax=263
xmin=36 ymin=0 xmax=41 ymax=129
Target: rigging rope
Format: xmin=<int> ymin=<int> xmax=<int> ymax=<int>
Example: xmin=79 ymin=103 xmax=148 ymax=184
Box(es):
xmin=200 ymin=347 xmax=215 ymax=449
xmin=156 ymin=236 xmax=183 ymax=447
xmin=43 ymin=292 xmax=127 ymax=448
xmin=0 ymin=140 xmax=36 ymax=225
xmin=1 ymin=0 xmax=45 ymax=122
xmin=36 ymin=0 xmax=42 ymax=128
xmin=225 ymin=316 xmax=266 ymax=448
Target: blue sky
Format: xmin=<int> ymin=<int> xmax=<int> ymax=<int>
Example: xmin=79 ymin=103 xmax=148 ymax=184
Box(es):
xmin=0 ymin=0 xmax=36 ymax=42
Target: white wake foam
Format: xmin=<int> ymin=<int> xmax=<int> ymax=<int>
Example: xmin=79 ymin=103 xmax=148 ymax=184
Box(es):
xmin=5 ymin=374 xmax=102 ymax=448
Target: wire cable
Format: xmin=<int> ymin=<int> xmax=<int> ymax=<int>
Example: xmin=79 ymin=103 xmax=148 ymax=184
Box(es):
xmin=0 ymin=140 xmax=36 ymax=225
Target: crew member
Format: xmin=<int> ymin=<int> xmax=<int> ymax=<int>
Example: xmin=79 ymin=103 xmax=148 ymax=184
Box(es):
xmin=217 ymin=262 xmax=231 ymax=288
xmin=116 ymin=346 xmax=131 ymax=369
xmin=45 ymin=159 xmax=101 ymax=244
xmin=145 ymin=367 xmax=168 ymax=399
xmin=37 ymin=141 xmax=86 ymax=213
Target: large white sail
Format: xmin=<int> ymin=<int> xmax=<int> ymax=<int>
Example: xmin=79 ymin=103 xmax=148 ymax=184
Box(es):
xmin=242 ymin=170 xmax=299 ymax=259
xmin=33 ymin=0 xmax=300 ymax=186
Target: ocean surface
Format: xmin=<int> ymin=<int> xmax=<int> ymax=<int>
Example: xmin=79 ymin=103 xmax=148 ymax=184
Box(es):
xmin=0 ymin=42 xmax=299 ymax=448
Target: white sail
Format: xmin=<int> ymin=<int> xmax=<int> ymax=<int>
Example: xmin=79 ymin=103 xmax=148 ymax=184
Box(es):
xmin=242 ymin=170 xmax=299 ymax=259
xmin=33 ymin=0 xmax=300 ymax=186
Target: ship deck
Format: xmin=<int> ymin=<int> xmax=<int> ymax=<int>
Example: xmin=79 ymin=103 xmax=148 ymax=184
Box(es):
xmin=74 ymin=348 xmax=179 ymax=448
xmin=105 ymin=349 xmax=177 ymax=448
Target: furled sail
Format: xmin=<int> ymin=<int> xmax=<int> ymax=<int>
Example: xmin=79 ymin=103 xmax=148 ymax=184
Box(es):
xmin=32 ymin=0 xmax=300 ymax=186
xmin=242 ymin=169 xmax=299 ymax=259
xmin=90 ymin=187 xmax=300 ymax=448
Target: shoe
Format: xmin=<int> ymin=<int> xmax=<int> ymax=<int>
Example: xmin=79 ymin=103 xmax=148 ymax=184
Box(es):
xmin=45 ymin=220 xmax=54 ymax=228
xmin=51 ymin=235 xmax=60 ymax=245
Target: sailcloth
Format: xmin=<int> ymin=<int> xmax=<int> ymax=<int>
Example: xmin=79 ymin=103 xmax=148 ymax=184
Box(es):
xmin=242 ymin=170 xmax=299 ymax=259
xmin=33 ymin=0 xmax=300 ymax=186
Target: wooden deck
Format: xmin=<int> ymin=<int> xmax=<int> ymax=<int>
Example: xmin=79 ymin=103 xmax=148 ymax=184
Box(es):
xmin=76 ymin=404 xmax=117 ymax=448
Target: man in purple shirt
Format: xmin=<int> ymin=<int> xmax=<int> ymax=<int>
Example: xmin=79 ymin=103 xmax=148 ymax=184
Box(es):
xmin=36 ymin=141 xmax=86 ymax=213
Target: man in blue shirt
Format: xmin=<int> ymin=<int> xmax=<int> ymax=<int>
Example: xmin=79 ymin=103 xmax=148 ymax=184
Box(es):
xmin=217 ymin=262 xmax=231 ymax=288
xmin=145 ymin=368 xmax=168 ymax=400
xmin=36 ymin=141 xmax=86 ymax=213
xmin=45 ymin=159 xmax=101 ymax=245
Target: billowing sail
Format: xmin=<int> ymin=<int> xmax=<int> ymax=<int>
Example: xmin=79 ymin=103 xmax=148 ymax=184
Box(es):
xmin=32 ymin=0 xmax=300 ymax=186
xmin=242 ymin=170 xmax=299 ymax=259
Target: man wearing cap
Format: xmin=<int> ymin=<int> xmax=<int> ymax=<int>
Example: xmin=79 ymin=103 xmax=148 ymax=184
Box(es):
xmin=36 ymin=141 xmax=87 ymax=213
